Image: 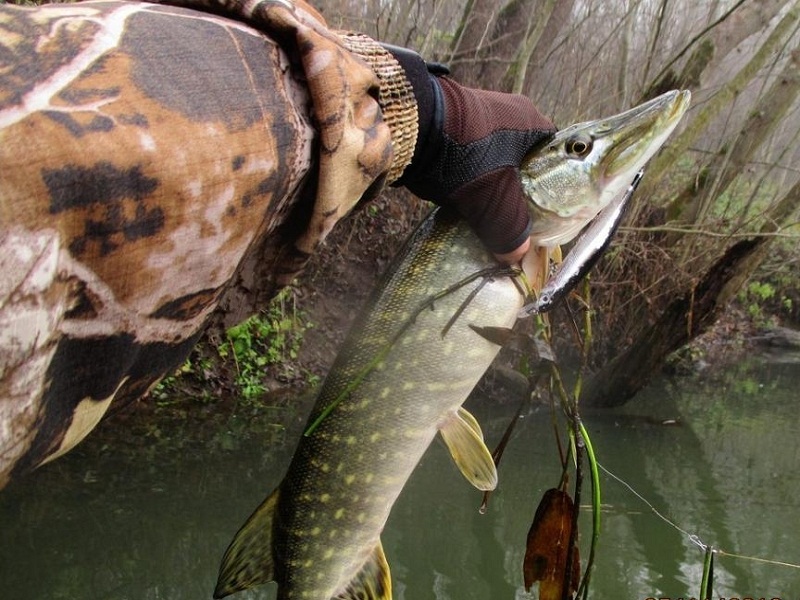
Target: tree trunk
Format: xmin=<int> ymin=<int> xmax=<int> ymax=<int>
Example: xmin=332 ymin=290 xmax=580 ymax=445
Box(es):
xmin=583 ymin=238 xmax=761 ymax=407
xmin=616 ymin=0 xmax=636 ymax=106
xmin=646 ymin=0 xmax=791 ymax=97
xmin=448 ymin=0 xmax=501 ymax=86
xmin=522 ymin=0 xmax=576 ymax=99
xmin=584 ymin=178 xmax=800 ymax=407
xmin=660 ymin=46 xmax=800 ymax=254
xmin=506 ymin=0 xmax=556 ymax=93
xmin=637 ymin=1 xmax=799 ymax=203
xmin=448 ymin=0 xmax=559 ymax=91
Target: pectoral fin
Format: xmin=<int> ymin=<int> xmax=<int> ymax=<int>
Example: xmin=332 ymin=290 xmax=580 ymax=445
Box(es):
xmin=439 ymin=408 xmax=498 ymax=491
xmin=337 ymin=540 xmax=392 ymax=600
xmin=214 ymin=489 xmax=279 ymax=599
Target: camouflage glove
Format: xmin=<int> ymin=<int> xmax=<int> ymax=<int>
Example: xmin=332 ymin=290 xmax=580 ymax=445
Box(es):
xmin=389 ymin=48 xmax=557 ymax=256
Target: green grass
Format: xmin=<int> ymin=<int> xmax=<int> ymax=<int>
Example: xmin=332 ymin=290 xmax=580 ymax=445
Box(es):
xmin=152 ymin=287 xmax=316 ymax=408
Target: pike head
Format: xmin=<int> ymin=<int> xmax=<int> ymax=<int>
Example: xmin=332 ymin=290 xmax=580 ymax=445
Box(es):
xmin=522 ymin=90 xmax=691 ymax=247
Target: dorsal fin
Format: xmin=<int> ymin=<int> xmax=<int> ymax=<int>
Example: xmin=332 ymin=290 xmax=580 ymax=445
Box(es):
xmin=439 ymin=408 xmax=498 ymax=491
xmin=214 ymin=489 xmax=279 ymax=599
xmin=335 ymin=541 xmax=392 ymax=600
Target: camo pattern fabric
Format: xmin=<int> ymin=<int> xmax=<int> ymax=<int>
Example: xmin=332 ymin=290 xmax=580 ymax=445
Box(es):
xmin=147 ymin=0 xmax=415 ymax=266
xmin=0 ymin=0 xmax=414 ymax=487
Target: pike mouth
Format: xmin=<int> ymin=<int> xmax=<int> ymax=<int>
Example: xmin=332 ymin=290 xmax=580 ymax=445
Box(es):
xmin=601 ymin=90 xmax=691 ymax=182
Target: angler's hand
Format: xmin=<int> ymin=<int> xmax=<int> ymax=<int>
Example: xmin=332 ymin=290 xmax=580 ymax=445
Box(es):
xmin=391 ymin=52 xmax=556 ymax=264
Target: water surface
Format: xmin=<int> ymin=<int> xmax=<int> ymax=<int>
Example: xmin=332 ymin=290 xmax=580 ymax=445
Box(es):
xmin=1 ymin=356 xmax=798 ymax=599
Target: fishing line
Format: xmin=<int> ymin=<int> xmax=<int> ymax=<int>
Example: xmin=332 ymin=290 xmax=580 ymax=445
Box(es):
xmin=597 ymin=462 xmax=800 ymax=570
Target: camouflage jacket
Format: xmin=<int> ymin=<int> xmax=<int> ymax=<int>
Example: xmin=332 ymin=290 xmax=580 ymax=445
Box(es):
xmin=0 ymin=0 xmax=418 ymax=487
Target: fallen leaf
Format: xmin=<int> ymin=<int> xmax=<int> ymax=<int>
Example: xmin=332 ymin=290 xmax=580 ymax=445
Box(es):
xmin=523 ymin=488 xmax=580 ymax=600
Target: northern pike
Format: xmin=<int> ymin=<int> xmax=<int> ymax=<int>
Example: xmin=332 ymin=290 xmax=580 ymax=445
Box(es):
xmin=213 ymin=89 xmax=691 ymax=600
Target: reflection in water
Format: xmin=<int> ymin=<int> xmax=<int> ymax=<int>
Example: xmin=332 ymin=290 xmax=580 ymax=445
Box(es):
xmin=1 ymin=357 xmax=798 ymax=599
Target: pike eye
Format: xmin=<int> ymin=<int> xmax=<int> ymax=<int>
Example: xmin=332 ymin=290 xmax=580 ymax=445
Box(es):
xmin=566 ymin=136 xmax=593 ymax=158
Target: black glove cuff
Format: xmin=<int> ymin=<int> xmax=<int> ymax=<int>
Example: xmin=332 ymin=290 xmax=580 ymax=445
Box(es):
xmin=501 ymin=216 xmax=533 ymax=255
xmin=381 ymin=44 xmax=445 ymax=187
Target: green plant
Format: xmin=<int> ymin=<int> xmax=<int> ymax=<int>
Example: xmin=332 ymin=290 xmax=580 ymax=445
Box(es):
xmin=218 ymin=287 xmax=312 ymax=401
xmin=739 ymin=279 xmax=777 ymax=326
xmin=152 ymin=287 xmax=314 ymax=407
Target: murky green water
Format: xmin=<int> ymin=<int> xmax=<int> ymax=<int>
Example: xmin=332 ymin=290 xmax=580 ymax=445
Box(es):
xmin=1 ymin=355 xmax=799 ymax=599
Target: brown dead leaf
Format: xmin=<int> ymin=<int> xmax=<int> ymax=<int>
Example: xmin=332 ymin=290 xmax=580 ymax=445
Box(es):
xmin=523 ymin=488 xmax=580 ymax=600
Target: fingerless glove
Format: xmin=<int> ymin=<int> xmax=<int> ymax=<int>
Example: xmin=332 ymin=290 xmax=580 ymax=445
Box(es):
xmin=389 ymin=48 xmax=556 ymax=254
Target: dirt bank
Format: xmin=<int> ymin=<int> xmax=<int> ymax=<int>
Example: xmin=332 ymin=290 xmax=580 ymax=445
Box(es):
xmin=293 ymin=190 xmax=430 ymax=380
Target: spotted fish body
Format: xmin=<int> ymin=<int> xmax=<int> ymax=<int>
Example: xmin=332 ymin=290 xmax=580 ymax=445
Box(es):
xmin=214 ymin=90 xmax=692 ymax=600
xmin=215 ymin=209 xmax=530 ymax=599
